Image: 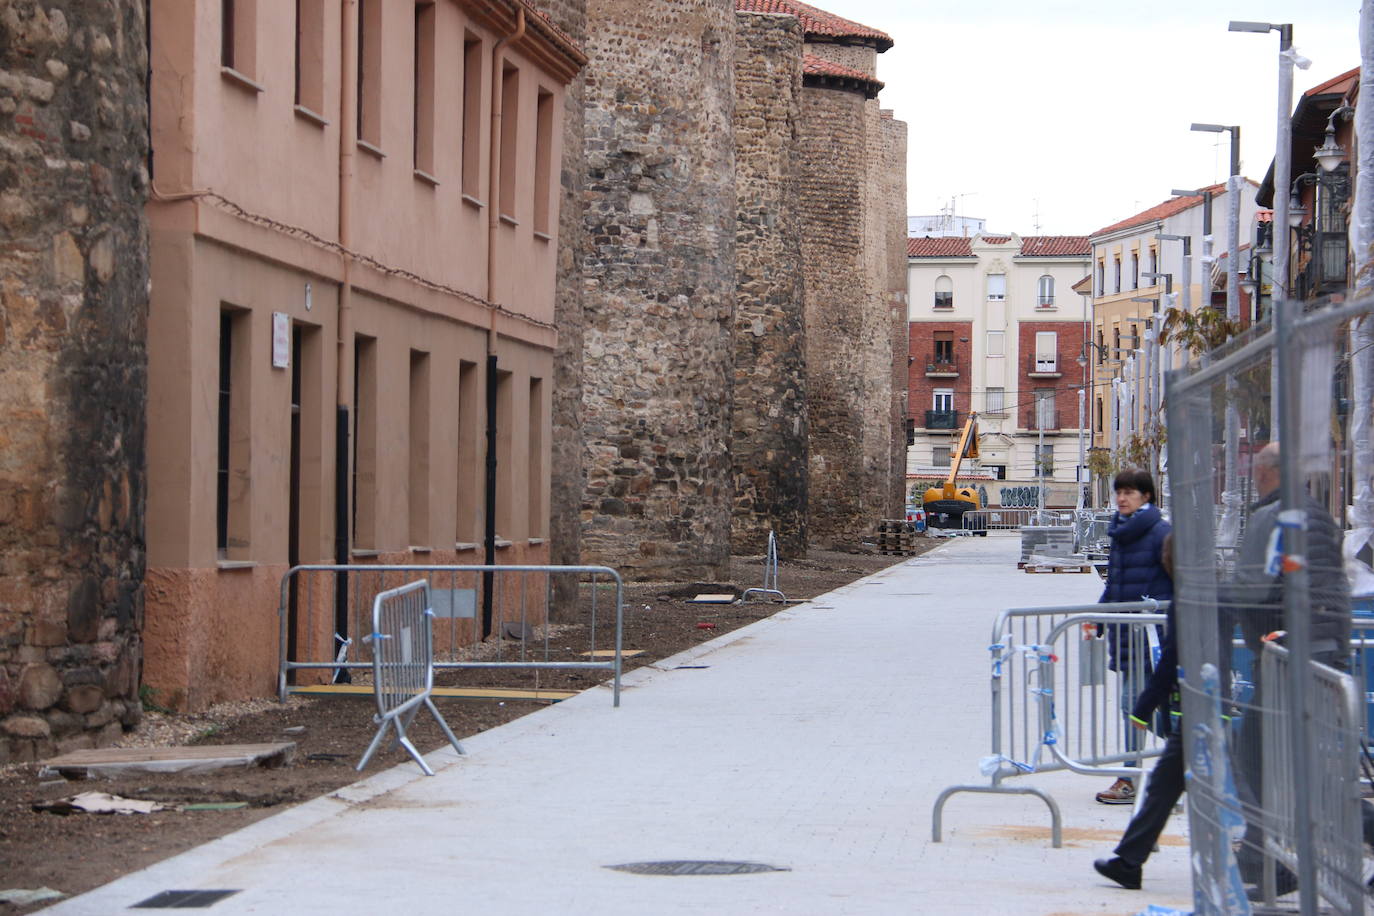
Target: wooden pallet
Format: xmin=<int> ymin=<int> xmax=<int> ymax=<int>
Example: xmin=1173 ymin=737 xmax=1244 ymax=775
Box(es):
xmin=1024 ymin=564 xmax=1091 ymax=574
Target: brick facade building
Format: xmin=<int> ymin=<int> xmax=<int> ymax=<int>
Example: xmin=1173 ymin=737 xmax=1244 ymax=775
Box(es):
xmin=906 ymin=234 xmax=1091 ymax=507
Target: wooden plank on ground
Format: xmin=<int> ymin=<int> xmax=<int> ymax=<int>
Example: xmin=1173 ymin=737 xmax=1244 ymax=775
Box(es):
xmin=288 ymin=684 xmax=577 ymax=701
xmin=42 ymin=743 xmax=296 ymax=778
xmin=578 ymin=649 xmax=644 ymax=659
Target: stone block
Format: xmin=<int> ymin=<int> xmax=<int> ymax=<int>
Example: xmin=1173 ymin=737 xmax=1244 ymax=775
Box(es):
xmin=96 ymin=720 xmax=122 ymax=747
xmin=18 ymin=663 xmax=62 ymax=709
xmin=85 ymin=701 xmax=114 ymax=728
xmin=60 ymin=665 xmax=101 ymax=687
xmin=56 ymin=733 xmax=95 ymax=754
xmin=44 ymin=708 xmax=82 ymax=736
xmin=63 ymin=683 xmax=104 ymax=714
xmin=28 ymin=619 xmax=66 ymax=647
xmin=66 ymin=575 xmax=100 ymax=642
xmin=2 ymin=714 xmax=51 ymax=738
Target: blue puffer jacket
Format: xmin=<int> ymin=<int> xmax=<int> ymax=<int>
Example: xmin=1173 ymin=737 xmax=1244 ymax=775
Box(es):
xmin=1100 ymin=504 xmax=1173 ymax=670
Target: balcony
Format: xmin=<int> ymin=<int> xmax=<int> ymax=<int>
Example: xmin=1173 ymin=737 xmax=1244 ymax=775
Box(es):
xmin=1025 ymin=410 xmax=1061 ymax=432
xmin=1027 ymin=355 xmax=1060 ymax=378
xmin=925 ymin=353 xmax=959 ymax=378
xmin=925 ymin=409 xmax=959 ymax=430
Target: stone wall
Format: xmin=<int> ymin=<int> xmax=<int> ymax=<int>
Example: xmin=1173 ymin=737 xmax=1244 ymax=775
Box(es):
xmin=877 ymin=110 xmax=909 ymax=518
xmin=577 ymin=0 xmax=737 ymax=579
xmin=729 ymin=12 xmax=806 ymax=557
xmin=543 ymin=0 xmax=589 ymax=616
xmin=0 ymin=1 xmax=148 ymax=762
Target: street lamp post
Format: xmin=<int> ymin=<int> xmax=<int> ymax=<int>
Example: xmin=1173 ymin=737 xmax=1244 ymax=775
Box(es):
xmin=1191 ymin=123 xmax=1242 ymax=324
xmin=1230 ymin=20 xmax=1315 ymax=911
xmin=1230 ymin=19 xmax=1305 ymax=440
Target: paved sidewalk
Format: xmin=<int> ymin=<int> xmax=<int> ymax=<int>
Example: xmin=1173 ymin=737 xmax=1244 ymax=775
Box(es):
xmin=47 ymin=535 xmax=1193 ymax=915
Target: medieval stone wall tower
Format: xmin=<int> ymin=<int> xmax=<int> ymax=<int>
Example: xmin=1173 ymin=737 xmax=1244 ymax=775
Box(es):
xmin=0 ymin=1 xmax=149 ymax=761
xmin=554 ymin=0 xmax=907 ymax=575
xmin=571 ymin=0 xmax=740 ymax=580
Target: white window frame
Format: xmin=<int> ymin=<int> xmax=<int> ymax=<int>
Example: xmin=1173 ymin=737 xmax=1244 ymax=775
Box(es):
xmin=932 ymin=388 xmax=953 ymax=412
xmin=986 ymin=273 xmax=1006 ymax=301
xmin=1037 ymin=274 xmax=1054 ymax=307
xmin=985 ymin=387 xmax=1004 ymax=414
xmin=1034 ymin=331 xmax=1057 ymax=373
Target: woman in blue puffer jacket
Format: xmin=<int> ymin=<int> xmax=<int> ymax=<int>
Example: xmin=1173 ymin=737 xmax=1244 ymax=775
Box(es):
xmin=1094 ymin=468 xmax=1172 ymax=806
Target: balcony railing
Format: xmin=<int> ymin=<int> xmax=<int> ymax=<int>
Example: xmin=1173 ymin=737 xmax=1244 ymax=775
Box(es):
xmin=925 ymin=354 xmax=959 ymax=377
xmin=1027 ymin=355 xmax=1060 ymax=377
xmin=926 ymin=409 xmax=959 ymax=430
xmin=1025 ymin=410 xmax=1060 ymax=431
xmin=1036 ymin=295 xmax=1055 ymax=308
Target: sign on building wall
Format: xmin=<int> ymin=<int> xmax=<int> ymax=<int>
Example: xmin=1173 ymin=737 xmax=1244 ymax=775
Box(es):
xmin=272 ymin=312 xmax=291 ymax=369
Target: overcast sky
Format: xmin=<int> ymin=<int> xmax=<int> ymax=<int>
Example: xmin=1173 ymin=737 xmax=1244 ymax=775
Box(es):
xmin=840 ymin=1 xmax=1360 ymax=236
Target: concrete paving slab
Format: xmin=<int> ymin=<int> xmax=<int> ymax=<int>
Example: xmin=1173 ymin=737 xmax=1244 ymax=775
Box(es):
xmin=44 ymin=535 xmax=1194 ymax=915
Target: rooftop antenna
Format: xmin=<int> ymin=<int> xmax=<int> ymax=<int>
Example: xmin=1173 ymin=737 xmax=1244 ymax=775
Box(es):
xmin=1032 ymin=198 xmax=1041 ymax=234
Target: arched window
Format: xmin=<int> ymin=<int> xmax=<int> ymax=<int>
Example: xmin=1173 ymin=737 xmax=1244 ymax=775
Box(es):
xmin=1038 ymin=275 xmax=1055 ymax=307
xmin=934 ymin=275 xmax=953 ymax=309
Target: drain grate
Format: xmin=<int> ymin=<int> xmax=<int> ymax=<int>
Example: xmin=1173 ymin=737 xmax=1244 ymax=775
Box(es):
xmin=606 ymin=860 xmax=789 ymax=876
xmin=131 ymin=889 xmax=241 ymax=909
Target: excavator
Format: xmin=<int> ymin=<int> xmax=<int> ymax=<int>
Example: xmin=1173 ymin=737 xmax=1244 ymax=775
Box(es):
xmin=922 ymin=412 xmax=985 ymax=533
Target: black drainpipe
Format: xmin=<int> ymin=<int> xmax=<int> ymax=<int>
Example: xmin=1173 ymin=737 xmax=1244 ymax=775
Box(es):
xmin=482 ymin=354 xmax=498 ymax=638
xmin=333 ymin=405 xmax=350 ymax=681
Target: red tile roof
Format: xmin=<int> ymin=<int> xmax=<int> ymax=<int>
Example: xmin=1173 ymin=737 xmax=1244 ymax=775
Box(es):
xmin=980 ymin=235 xmax=1011 ymax=244
xmin=802 ymin=54 xmax=879 ymax=83
xmin=1090 ymin=184 xmax=1226 ymax=238
xmin=1303 ymin=66 xmax=1359 ymax=100
xmin=735 ymin=0 xmax=894 ymax=51
xmin=1019 ymin=236 xmax=1091 ymax=257
xmin=908 ymin=237 xmax=973 ymax=258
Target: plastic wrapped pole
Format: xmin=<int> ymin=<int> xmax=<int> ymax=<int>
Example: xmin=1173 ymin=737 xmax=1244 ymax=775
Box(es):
xmin=1270 ymin=30 xmax=1297 ymax=440
xmin=1351 ymin=3 xmax=1374 ymax=532
xmin=1220 ymin=176 xmax=1244 ymax=546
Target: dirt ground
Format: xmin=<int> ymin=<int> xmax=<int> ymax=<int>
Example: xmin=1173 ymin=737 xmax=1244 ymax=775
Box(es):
xmin=0 ymin=544 xmax=930 ymax=912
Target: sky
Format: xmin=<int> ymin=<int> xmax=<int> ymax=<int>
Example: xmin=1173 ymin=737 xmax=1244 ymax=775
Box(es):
xmin=840 ymin=0 xmax=1361 ymax=237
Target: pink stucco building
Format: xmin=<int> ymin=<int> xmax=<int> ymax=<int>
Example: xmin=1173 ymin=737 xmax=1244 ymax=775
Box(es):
xmin=144 ymin=0 xmax=583 ymax=709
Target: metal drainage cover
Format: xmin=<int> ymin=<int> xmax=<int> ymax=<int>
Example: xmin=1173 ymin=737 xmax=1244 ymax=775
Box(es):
xmin=132 ymin=889 xmax=241 ymax=908
xmin=606 ymin=861 xmax=789 ymax=876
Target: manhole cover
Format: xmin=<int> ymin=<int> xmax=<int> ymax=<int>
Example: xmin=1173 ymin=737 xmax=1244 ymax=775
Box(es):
xmin=132 ymin=889 xmax=241 ymax=908
xmin=606 ymin=860 xmax=789 ymax=876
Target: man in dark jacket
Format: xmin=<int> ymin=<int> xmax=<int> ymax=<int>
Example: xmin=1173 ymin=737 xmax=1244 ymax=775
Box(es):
xmin=1225 ymin=442 xmax=1351 ymax=897
xmin=1095 ymin=468 xmax=1173 ymax=806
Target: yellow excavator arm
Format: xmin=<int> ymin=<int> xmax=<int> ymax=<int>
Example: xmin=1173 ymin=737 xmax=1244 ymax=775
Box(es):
xmin=921 ymin=413 xmax=984 ymax=530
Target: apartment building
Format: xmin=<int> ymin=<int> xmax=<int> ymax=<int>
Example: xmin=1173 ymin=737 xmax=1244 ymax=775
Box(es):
xmin=906 ymin=234 xmax=1090 ymax=508
xmin=1087 ymin=182 xmax=1259 ymax=501
xmin=143 ymin=0 xmax=583 ymax=708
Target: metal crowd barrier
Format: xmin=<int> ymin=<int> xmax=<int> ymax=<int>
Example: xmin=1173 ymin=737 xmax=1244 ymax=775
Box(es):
xmin=742 ymin=531 xmax=786 ymax=603
xmin=278 ymin=564 xmax=625 ymax=706
xmin=356 ymin=580 xmax=465 ymax=776
xmin=932 ymin=601 xmax=1169 ymax=848
xmin=1254 ymin=642 xmax=1364 ymax=914
xmin=961 ymin=508 xmax=1076 ymax=531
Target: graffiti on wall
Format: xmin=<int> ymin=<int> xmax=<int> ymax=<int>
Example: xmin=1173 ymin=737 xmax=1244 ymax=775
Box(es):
xmin=997 ymin=485 xmax=1045 ymax=508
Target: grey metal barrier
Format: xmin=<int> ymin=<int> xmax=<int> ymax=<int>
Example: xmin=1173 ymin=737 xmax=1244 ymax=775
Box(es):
xmin=1166 ymin=291 xmax=1374 ymax=915
xmin=742 ymin=530 xmax=786 ymax=603
xmin=278 ymin=564 xmax=625 ymax=707
xmin=932 ymin=601 xmax=1169 ymax=848
xmin=1255 ymin=642 xmax=1364 ymax=914
xmin=356 ymin=579 xmax=465 ymax=776
xmin=960 ymin=508 xmax=1073 ymax=531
